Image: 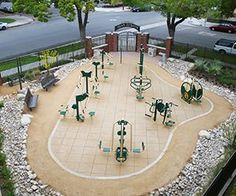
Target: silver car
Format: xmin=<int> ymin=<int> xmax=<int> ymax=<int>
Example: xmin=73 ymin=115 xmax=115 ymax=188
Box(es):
xmin=0 ymin=22 xmax=8 ymax=30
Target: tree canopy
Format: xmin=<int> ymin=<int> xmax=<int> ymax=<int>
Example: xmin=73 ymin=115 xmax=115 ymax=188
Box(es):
xmin=13 ymin=0 xmax=95 ymax=41
xmin=125 ymin=0 xmax=223 ymax=38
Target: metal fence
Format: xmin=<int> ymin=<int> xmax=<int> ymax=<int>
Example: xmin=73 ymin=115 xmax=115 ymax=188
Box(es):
xmin=148 ymin=37 xmax=165 ymax=47
xmin=0 ymin=41 xmax=86 ymax=78
xmin=92 ymin=35 xmax=106 ymax=46
xmin=171 ymin=41 xmax=236 ymax=68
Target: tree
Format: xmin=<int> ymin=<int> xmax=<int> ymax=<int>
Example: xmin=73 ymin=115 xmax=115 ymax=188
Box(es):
xmin=125 ymin=0 xmax=219 ymax=39
xmin=219 ymin=0 xmax=236 ymax=18
xmin=12 ymin=0 xmax=95 ymax=42
xmin=40 ymin=49 xmax=59 ymax=75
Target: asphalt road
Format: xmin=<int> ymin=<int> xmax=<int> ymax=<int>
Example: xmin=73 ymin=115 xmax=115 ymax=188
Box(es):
xmin=0 ymin=9 xmax=235 ymax=61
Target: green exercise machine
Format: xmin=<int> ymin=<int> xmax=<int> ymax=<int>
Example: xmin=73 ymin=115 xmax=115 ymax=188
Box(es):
xmin=81 ymin=71 xmax=92 ymax=94
xmin=99 ymin=120 xmax=145 ymax=163
xmin=130 ymin=75 xmax=151 ymax=100
xmin=145 ymin=98 xmax=178 ymax=127
xmin=181 ymin=78 xmax=203 ymax=104
xmin=72 ymin=93 xmax=89 ymax=122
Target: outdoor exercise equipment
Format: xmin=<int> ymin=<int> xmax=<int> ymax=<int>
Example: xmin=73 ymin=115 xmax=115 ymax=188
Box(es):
xmin=58 ymin=105 xmax=69 ymax=118
xmin=138 ymin=44 xmax=145 ymax=75
xmin=72 ymin=93 xmax=89 ymax=122
xmin=92 ymin=82 xmax=100 ymax=97
xmin=99 ymin=120 xmax=145 ymax=163
xmin=100 ymin=50 xmax=113 ymax=69
xmin=81 ymin=71 xmax=92 ymax=94
xmin=181 ymin=78 xmax=203 ymax=104
xmin=101 ymin=50 xmax=105 ymax=69
xmin=92 ymin=61 xmax=100 ymax=79
xmin=145 ymin=98 xmax=178 ymax=127
xmin=130 ymin=75 xmax=151 ymax=100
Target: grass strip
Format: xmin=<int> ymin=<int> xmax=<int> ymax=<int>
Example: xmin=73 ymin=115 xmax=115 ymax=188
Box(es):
xmin=0 ymin=18 xmax=16 ymax=23
xmin=0 ymin=42 xmax=84 ymax=72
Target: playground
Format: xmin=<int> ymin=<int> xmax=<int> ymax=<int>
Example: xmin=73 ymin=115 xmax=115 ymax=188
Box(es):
xmin=25 ymin=51 xmax=233 ymax=195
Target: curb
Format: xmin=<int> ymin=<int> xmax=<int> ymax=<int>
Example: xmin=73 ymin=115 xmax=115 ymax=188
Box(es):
xmin=8 ymin=20 xmax=33 ymax=28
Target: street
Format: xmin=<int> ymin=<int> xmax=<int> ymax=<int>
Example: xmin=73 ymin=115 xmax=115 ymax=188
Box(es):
xmin=0 ymin=9 xmax=235 ymax=61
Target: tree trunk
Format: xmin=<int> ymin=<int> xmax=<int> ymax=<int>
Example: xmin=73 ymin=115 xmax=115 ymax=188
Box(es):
xmin=166 ymin=12 xmax=186 ymax=40
xmin=167 ymin=24 xmax=176 ymax=38
xmin=76 ymin=7 xmax=89 ymax=43
xmin=79 ymin=26 xmax=86 ymax=42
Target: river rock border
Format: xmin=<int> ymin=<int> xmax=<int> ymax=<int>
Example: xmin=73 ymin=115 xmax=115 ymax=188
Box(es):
xmin=0 ymin=60 xmax=89 ymax=195
xmin=150 ymin=59 xmax=236 ymax=195
xmin=0 ymin=57 xmax=235 ymax=195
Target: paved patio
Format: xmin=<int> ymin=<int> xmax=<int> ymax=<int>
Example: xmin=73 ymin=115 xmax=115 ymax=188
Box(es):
xmin=49 ymin=53 xmax=211 ymax=178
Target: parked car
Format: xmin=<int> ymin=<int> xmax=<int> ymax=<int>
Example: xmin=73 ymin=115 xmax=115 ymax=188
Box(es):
xmin=131 ymin=5 xmax=153 ymax=12
xmin=214 ymin=39 xmax=236 ymax=55
xmin=209 ymin=23 xmax=236 ymax=33
xmin=0 ymin=2 xmax=13 ymax=13
xmin=0 ymin=22 xmax=8 ymax=30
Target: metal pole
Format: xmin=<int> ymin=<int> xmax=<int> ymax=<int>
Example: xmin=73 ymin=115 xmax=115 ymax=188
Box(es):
xmin=139 ymin=44 xmax=144 ymax=75
xmin=17 ymin=58 xmax=22 ymax=90
xmin=85 ymin=77 xmax=89 ymax=94
xmin=153 ymin=100 xmax=158 ymax=122
xmin=120 ymin=48 xmax=122 ymax=64
xmin=101 ymin=50 xmax=104 ymax=69
xmin=76 ymin=100 xmax=80 ymax=121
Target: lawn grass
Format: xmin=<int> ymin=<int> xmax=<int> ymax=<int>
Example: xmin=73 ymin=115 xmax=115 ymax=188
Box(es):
xmin=195 ymin=49 xmax=236 ymax=66
xmin=54 ymin=42 xmax=84 ymax=55
xmin=0 ymin=55 xmax=39 ymax=72
xmin=0 ymin=42 xmax=84 ymax=72
xmin=0 ymin=18 xmax=16 ymax=23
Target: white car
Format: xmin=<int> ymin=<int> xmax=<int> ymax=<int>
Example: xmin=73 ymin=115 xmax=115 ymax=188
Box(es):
xmin=0 ymin=22 xmax=8 ymax=30
xmin=214 ymin=39 xmax=236 ymax=55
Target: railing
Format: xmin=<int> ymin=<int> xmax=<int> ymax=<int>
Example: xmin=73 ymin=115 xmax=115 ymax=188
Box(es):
xmin=203 ymin=151 xmax=236 ymax=196
xmin=92 ymin=35 xmax=106 ymax=46
xmin=171 ymin=41 xmax=236 ymax=68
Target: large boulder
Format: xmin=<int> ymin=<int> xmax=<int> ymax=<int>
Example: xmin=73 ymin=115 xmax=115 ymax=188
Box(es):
xmin=199 ymin=130 xmax=210 ymax=139
xmin=21 ymin=114 xmax=33 ymax=126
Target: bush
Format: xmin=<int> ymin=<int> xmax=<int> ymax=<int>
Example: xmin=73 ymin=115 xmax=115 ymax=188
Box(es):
xmin=24 ymin=68 xmax=41 ymax=81
xmin=0 ymin=131 xmax=15 ymax=195
xmin=193 ymin=59 xmax=208 ymax=72
xmin=0 ymin=101 xmax=4 ymax=109
xmin=207 ymin=60 xmax=223 ymax=76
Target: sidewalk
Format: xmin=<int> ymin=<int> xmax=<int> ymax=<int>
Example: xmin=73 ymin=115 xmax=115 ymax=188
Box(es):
xmin=186 ymin=17 xmax=218 ymax=28
xmin=95 ymin=6 xmax=130 ymax=12
xmin=0 ymin=14 xmax=33 ymax=28
xmin=7 ymin=15 xmax=33 ymax=28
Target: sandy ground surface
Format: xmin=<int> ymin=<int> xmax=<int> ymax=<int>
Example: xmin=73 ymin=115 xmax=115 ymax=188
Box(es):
xmin=0 ymin=84 xmax=19 ymax=95
xmin=6 ymin=53 xmax=233 ymax=196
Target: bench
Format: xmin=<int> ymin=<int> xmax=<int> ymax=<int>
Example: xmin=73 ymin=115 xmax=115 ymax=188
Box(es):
xmin=24 ymin=88 xmax=39 ymax=111
xmin=40 ymin=74 xmax=60 ymax=91
xmin=8 ymin=76 xmax=24 ymax=87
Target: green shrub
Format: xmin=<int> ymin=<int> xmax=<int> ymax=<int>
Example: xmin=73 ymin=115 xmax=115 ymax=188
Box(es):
xmin=193 ymin=59 xmax=208 ymax=72
xmin=0 ymin=131 xmax=15 ymax=195
xmin=223 ymin=120 xmax=236 ymax=153
xmin=0 ymin=101 xmax=4 ymax=109
xmin=217 ymin=69 xmax=236 ymax=86
xmin=24 ymin=70 xmax=34 ymax=81
xmin=24 ymin=68 xmax=41 ymax=81
xmin=207 ymin=60 xmax=223 ymax=76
